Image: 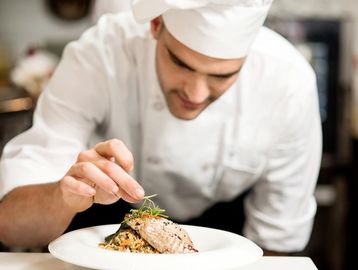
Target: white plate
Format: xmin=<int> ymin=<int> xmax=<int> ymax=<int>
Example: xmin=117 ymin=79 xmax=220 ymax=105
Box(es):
xmin=49 ymin=224 xmax=263 ymax=270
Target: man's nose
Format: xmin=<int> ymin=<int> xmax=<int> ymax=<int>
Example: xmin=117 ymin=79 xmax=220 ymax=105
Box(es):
xmin=184 ymin=74 xmax=210 ymax=103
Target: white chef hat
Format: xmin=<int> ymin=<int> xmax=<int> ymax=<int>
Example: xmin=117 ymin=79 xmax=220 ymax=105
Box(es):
xmin=132 ymin=0 xmax=273 ymax=59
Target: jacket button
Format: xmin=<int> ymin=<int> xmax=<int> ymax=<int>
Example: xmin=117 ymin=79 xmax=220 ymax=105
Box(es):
xmin=202 ymin=162 xmax=216 ymax=171
xmin=147 ymin=156 xmax=161 ymax=164
xmin=153 ymin=101 xmax=164 ymax=111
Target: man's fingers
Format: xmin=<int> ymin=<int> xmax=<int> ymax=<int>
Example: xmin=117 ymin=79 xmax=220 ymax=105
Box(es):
xmin=116 ymin=186 xmax=142 ymax=204
xmin=73 ymin=140 xmax=144 ymax=202
xmin=61 ymin=175 xmax=95 ymax=197
xmin=96 ymin=158 xmax=144 ymax=201
xmin=94 ymin=139 xmax=134 ymax=172
xmin=77 ymin=149 xmax=144 ymax=201
xmin=69 ymin=162 xmax=120 ymax=195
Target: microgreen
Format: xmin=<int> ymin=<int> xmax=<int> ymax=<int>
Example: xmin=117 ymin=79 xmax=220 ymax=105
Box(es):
xmin=128 ymin=194 xmax=169 ymax=219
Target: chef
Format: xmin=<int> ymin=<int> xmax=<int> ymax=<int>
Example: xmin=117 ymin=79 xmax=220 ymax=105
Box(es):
xmin=0 ymin=0 xmax=322 ymax=255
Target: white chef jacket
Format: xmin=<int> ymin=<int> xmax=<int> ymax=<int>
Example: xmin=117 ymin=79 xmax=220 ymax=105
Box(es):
xmin=0 ymin=13 xmax=322 ymax=252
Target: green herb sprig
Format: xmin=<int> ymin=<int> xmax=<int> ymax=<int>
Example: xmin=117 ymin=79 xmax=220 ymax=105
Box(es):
xmin=129 ymin=194 xmax=169 ymax=219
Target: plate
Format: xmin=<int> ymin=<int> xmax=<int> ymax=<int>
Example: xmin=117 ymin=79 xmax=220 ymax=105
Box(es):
xmin=49 ymin=224 xmax=263 ymax=270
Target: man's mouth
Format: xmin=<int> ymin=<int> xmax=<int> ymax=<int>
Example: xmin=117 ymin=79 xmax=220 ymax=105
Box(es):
xmin=176 ymin=92 xmax=203 ymax=110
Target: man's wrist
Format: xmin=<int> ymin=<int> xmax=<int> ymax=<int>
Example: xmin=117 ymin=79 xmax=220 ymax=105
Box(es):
xmin=54 ymin=181 xmax=79 ymax=217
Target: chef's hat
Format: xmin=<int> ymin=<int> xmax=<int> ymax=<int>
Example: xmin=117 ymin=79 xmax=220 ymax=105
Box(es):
xmin=132 ymin=0 xmax=273 ymax=59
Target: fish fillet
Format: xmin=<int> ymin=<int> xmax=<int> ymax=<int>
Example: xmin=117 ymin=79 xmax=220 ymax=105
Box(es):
xmin=125 ymin=214 xmax=198 ymax=254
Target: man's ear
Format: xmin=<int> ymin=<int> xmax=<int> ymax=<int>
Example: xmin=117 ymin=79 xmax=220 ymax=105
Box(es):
xmin=151 ymin=16 xmax=164 ymax=40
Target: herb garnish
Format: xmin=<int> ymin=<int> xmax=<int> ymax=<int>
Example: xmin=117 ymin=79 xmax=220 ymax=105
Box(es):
xmin=128 ymin=194 xmax=169 ymax=219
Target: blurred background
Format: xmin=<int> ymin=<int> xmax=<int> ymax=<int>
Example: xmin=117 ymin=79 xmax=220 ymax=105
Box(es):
xmin=0 ymin=1 xmax=358 ymax=269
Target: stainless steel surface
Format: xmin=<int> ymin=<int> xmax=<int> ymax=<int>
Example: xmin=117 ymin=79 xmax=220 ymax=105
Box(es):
xmin=0 ymin=86 xmax=34 ymax=155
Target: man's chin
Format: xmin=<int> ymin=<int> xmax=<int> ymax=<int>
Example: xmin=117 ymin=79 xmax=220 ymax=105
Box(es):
xmin=168 ymin=108 xmax=202 ymax=121
xmin=173 ymin=114 xmax=198 ymax=121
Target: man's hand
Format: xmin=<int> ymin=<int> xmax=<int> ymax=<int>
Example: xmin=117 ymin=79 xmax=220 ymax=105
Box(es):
xmin=59 ymin=139 xmax=145 ymax=213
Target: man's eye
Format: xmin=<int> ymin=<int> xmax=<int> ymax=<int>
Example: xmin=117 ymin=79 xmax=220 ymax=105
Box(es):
xmin=173 ymin=58 xmax=186 ymax=68
xmin=213 ymin=74 xmax=234 ymax=80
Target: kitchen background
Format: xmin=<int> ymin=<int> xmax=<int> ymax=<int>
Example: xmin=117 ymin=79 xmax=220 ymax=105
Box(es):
xmin=1 ymin=1 xmax=358 ymax=270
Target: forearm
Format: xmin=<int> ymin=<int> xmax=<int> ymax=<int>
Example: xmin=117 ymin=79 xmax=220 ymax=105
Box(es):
xmin=0 ymin=182 xmax=76 ymax=248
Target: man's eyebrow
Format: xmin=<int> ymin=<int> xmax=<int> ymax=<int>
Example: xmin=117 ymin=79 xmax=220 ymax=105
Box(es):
xmin=167 ymin=47 xmax=195 ymax=72
xmin=211 ymin=67 xmax=242 ymax=78
xmin=166 ymin=46 xmax=241 ymax=78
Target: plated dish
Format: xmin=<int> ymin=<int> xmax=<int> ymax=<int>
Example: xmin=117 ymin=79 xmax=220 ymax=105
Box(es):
xmin=49 ymin=224 xmax=263 ymax=270
xmin=49 ymin=195 xmax=263 ymax=270
xmin=99 ymin=195 xmax=198 ymax=254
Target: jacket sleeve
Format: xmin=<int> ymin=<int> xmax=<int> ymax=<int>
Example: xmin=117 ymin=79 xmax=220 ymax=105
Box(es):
xmin=0 ymin=15 xmax=130 ymax=199
xmin=243 ymin=68 xmax=322 ymax=252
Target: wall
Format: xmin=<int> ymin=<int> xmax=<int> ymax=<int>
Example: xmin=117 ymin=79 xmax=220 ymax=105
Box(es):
xmin=270 ymin=0 xmax=358 ymax=66
xmin=0 ymin=0 xmax=93 ymax=62
xmin=1 ymin=0 xmax=357 ymax=60
xmin=270 ymin=0 xmax=358 ymax=139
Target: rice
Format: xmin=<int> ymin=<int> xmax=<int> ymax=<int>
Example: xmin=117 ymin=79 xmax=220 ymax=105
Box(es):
xmin=99 ymin=227 xmax=160 ymax=254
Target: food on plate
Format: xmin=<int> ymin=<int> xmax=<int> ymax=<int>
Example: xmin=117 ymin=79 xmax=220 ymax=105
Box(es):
xmin=99 ymin=223 xmax=160 ymax=253
xmin=99 ymin=195 xmax=198 ymax=254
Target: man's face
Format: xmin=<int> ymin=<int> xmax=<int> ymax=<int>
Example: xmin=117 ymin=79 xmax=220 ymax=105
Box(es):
xmin=152 ymin=18 xmax=245 ymax=120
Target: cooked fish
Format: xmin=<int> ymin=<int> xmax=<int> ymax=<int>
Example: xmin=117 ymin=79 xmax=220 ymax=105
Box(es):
xmin=99 ymin=224 xmax=159 ymax=253
xmin=125 ymin=214 xmax=198 ymax=254
xmin=99 ymin=194 xmax=199 ymax=254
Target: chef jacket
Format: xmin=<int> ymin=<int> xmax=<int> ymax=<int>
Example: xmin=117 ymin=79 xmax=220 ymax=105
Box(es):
xmin=0 ymin=13 xmax=322 ymax=252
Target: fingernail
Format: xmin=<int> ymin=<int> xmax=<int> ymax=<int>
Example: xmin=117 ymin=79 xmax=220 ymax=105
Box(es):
xmin=112 ymin=185 xmax=119 ymax=193
xmin=134 ymin=188 xmax=145 ymax=199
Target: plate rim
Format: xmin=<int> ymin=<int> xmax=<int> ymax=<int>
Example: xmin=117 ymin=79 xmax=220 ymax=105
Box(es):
xmin=49 ymin=224 xmax=263 ymax=270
